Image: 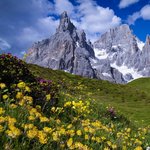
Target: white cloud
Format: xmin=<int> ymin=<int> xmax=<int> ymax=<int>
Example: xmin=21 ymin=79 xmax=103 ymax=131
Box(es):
xmin=127 ymin=4 xmax=150 ymax=25
xmin=73 ymin=0 xmax=121 ymax=41
xmin=141 ymin=5 xmax=150 ymax=20
xmin=18 ymin=16 xmax=59 ymax=47
xmin=54 ymin=0 xmax=75 ymax=15
xmin=119 ymin=0 xmax=139 ymax=8
xmin=127 ymin=12 xmax=140 ymax=25
xmin=0 ymin=38 xmax=11 ymax=50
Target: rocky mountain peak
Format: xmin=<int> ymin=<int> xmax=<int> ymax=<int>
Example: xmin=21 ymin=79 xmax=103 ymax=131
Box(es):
xmin=57 ymin=11 xmax=75 ymax=33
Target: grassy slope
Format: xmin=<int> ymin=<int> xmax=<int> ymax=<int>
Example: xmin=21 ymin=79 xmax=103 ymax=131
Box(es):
xmin=28 ymin=64 xmax=150 ymax=126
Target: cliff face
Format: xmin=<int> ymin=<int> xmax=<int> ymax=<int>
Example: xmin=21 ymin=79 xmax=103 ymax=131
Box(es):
xmin=27 ymin=12 xmax=150 ymax=84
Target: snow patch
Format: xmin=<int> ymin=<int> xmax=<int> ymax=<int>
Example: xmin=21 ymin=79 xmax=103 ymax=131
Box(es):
xmin=136 ymin=39 xmax=144 ymax=51
xmin=112 ymin=45 xmax=118 ymax=49
xmin=94 ymin=48 xmax=108 ymax=59
xmin=111 ymin=63 xmax=143 ymax=80
xmin=76 ymin=41 xmax=79 ymax=47
xmin=102 ymin=72 xmax=111 ymax=78
xmin=90 ymin=58 xmax=99 ymax=69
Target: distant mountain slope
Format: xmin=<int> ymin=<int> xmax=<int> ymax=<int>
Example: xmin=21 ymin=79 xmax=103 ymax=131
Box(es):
xmin=26 ymin=11 xmax=150 ymax=84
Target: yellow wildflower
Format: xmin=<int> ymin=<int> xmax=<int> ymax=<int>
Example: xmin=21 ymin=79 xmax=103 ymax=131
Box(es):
xmin=23 ymin=123 xmax=34 ymax=130
xmin=101 ymin=136 xmax=106 ymax=141
xmin=3 ymin=94 xmax=8 ymax=100
xmin=67 ymin=124 xmax=73 ymax=129
xmin=56 ymin=119 xmax=61 ymax=124
xmin=67 ymin=138 xmax=73 ymax=147
xmin=17 ymin=81 xmax=26 ymax=89
xmin=51 ymin=107 xmax=56 ymax=112
xmin=23 ymin=96 xmax=33 ymax=104
xmin=107 ymin=141 xmax=112 ymax=146
xmin=76 ymin=130 xmax=82 ymax=136
xmin=40 ymin=116 xmax=49 ymax=122
xmin=85 ymin=134 xmax=89 ymax=140
xmin=16 ymin=92 xmax=23 ymax=99
xmin=67 ymin=129 xmax=75 ymax=136
xmin=52 ymin=132 xmax=59 ymax=141
xmin=27 ymin=129 xmax=38 ymax=139
xmin=6 ymin=127 xmax=21 ymax=138
xmin=6 ymin=116 xmax=16 ymax=125
xmin=0 ymin=83 xmax=6 ymax=89
xmin=9 ymin=104 xmax=17 ymax=109
xmin=43 ymin=127 xmax=52 ymax=133
xmin=59 ymin=128 xmax=66 ymax=135
xmin=112 ymin=144 xmax=117 ymax=149
xmin=25 ymin=86 xmax=31 ymax=92
xmin=0 ymin=116 xmax=6 ymax=123
xmin=46 ymin=94 xmax=51 ymax=101
xmin=38 ymin=131 xmax=48 ymax=144
xmin=64 ymin=101 xmax=72 ymax=107
xmin=126 ymin=128 xmax=131 ymax=133
xmin=28 ymin=115 xmax=35 ymax=121
xmin=95 ymin=137 xmax=101 ymax=143
xmin=84 ymin=127 xmax=89 ymax=132
xmin=91 ymin=136 xmax=95 ymax=141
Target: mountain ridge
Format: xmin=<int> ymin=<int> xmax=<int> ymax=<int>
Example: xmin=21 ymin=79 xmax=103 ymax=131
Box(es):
xmin=26 ymin=11 xmax=150 ymax=84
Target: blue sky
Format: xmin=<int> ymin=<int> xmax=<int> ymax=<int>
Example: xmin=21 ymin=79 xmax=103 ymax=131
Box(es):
xmin=0 ymin=0 xmax=150 ymax=57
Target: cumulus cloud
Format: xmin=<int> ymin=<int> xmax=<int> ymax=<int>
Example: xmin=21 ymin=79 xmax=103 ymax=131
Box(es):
xmin=127 ymin=4 xmax=150 ymax=25
xmin=119 ymin=0 xmax=139 ymax=9
xmin=74 ymin=0 xmax=121 ymax=41
xmin=54 ymin=0 xmax=75 ymax=15
xmin=0 ymin=0 xmax=121 ymax=56
xmin=141 ymin=5 xmax=150 ymax=20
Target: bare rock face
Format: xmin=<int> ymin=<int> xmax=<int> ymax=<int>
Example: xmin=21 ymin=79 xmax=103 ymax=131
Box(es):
xmin=93 ymin=24 xmax=149 ymax=83
xmin=27 ymin=12 xmax=150 ymax=84
xmin=26 ymin=11 xmax=96 ymax=78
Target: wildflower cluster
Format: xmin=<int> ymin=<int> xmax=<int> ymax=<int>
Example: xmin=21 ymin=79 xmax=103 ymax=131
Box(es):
xmin=0 ymin=81 xmax=149 ymax=150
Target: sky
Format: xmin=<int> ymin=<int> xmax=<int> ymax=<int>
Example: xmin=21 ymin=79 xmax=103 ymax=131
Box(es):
xmin=0 ymin=0 xmax=150 ymax=57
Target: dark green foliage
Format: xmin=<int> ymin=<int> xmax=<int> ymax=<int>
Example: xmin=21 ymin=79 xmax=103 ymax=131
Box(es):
xmin=0 ymin=53 xmax=35 ymax=85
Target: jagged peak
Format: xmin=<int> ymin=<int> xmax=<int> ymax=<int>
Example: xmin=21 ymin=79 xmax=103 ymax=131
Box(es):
xmin=61 ymin=11 xmax=68 ymax=19
xmin=146 ymin=34 xmax=150 ymax=45
xmin=112 ymin=24 xmax=131 ymax=33
xmin=56 ymin=11 xmax=76 ymax=33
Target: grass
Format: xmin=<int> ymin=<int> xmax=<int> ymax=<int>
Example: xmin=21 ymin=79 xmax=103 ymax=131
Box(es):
xmin=28 ymin=64 xmax=150 ymax=126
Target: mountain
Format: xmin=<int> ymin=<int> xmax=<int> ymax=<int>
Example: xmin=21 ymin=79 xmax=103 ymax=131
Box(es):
xmin=26 ymin=11 xmax=95 ymax=78
xmin=26 ymin=11 xmax=150 ymax=84
xmin=93 ymin=25 xmax=150 ymax=83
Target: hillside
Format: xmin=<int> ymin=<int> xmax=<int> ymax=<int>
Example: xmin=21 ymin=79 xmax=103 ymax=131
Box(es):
xmin=28 ymin=64 xmax=150 ymax=126
xmin=0 ymin=54 xmax=150 ymax=149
